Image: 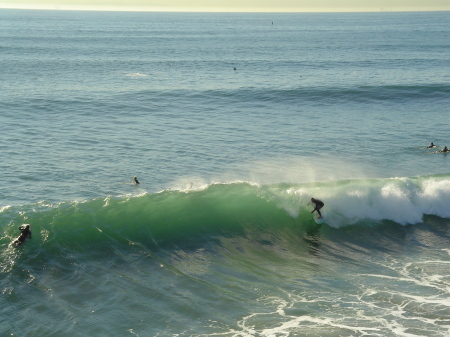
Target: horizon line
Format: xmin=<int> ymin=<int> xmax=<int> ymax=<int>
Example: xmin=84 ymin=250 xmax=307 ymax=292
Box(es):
xmin=1 ymin=5 xmax=450 ymax=13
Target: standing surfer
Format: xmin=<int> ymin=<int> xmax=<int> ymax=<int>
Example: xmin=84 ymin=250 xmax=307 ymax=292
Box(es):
xmin=310 ymin=198 xmax=324 ymax=219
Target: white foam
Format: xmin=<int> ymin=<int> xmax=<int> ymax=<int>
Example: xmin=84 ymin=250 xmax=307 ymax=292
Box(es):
xmin=0 ymin=205 xmax=11 ymax=213
xmin=417 ymin=178 xmax=450 ymax=218
xmin=124 ymin=72 xmax=148 ymax=78
xmin=273 ymin=175 xmax=450 ymax=226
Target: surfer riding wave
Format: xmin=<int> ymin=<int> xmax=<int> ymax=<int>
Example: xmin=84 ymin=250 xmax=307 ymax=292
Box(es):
xmin=310 ymin=198 xmax=324 ymax=219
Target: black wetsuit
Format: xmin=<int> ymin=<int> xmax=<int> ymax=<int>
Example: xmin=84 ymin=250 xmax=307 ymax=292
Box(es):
xmin=15 ymin=225 xmax=31 ymax=245
xmin=311 ymin=198 xmax=324 ymax=218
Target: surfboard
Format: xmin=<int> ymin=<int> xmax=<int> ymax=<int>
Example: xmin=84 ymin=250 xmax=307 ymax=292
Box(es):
xmin=430 ymin=150 xmax=449 ymax=154
xmin=314 ymin=215 xmax=324 ymax=224
xmin=419 ymin=145 xmax=439 ymax=149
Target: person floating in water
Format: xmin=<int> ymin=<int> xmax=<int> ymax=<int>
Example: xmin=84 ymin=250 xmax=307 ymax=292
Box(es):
xmin=134 ymin=176 xmax=140 ymax=184
xmin=310 ymin=198 xmax=324 ymax=219
xmin=13 ymin=224 xmax=32 ymax=246
xmin=427 ymin=142 xmax=436 ymax=148
xmin=440 ymin=146 xmax=449 ymax=153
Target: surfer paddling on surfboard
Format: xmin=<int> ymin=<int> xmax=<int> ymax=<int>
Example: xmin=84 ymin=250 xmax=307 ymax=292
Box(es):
xmin=310 ymin=198 xmax=324 ymax=219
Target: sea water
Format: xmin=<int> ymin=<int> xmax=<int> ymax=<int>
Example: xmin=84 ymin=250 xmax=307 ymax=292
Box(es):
xmin=0 ymin=9 xmax=449 ymax=337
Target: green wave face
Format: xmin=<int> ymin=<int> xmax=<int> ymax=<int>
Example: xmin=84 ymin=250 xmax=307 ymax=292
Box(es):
xmin=2 ymin=174 xmax=450 ymax=255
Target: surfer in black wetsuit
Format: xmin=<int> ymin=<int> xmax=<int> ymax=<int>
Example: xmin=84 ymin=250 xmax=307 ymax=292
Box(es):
xmin=134 ymin=176 xmax=140 ymax=184
xmin=427 ymin=142 xmax=435 ymax=148
xmin=13 ymin=224 xmax=32 ymax=246
xmin=310 ymin=198 xmax=324 ymax=219
xmin=440 ymin=146 xmax=449 ymax=153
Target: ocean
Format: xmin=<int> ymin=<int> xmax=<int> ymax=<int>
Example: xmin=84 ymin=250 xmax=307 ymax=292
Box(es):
xmin=1 ymin=9 xmax=449 ymax=337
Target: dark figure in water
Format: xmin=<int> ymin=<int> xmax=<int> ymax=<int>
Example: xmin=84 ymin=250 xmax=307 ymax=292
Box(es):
xmin=134 ymin=176 xmax=140 ymax=184
xmin=14 ymin=224 xmax=32 ymax=246
xmin=310 ymin=198 xmax=324 ymax=219
xmin=427 ymin=142 xmax=436 ymax=148
xmin=440 ymin=146 xmax=449 ymax=153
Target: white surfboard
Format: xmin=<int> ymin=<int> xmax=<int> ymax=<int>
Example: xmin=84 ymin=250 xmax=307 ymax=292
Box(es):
xmin=314 ymin=215 xmax=324 ymax=224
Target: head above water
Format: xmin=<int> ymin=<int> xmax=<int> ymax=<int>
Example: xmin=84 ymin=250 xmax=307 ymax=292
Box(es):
xmin=20 ymin=224 xmax=30 ymax=230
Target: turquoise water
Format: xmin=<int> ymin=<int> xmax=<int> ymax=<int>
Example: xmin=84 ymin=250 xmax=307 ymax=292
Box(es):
xmin=1 ymin=9 xmax=449 ymax=337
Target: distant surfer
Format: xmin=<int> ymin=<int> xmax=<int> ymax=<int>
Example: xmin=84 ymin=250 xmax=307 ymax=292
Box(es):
xmin=427 ymin=142 xmax=436 ymax=148
xmin=134 ymin=176 xmax=140 ymax=184
xmin=310 ymin=198 xmax=324 ymax=219
xmin=13 ymin=224 xmax=32 ymax=246
xmin=440 ymin=146 xmax=449 ymax=153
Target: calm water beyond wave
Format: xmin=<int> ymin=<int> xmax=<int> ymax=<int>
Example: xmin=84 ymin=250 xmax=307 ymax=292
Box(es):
xmin=1 ymin=9 xmax=449 ymax=337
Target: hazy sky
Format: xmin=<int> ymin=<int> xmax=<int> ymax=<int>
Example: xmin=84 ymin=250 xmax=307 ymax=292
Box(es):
xmin=1 ymin=0 xmax=450 ymax=12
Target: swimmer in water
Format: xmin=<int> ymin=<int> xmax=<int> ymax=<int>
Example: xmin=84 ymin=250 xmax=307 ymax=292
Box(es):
xmin=134 ymin=176 xmax=140 ymax=184
xmin=13 ymin=224 xmax=32 ymax=246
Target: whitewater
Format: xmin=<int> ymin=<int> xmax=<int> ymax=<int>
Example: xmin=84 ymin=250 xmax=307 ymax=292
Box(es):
xmin=1 ymin=9 xmax=449 ymax=337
